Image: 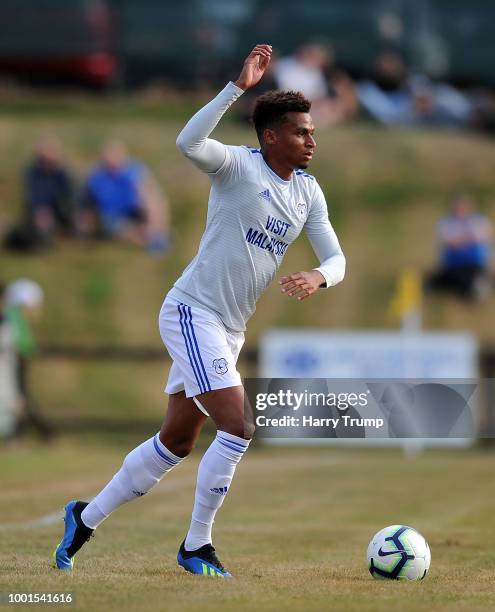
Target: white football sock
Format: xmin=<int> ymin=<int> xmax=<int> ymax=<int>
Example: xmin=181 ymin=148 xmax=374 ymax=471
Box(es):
xmin=81 ymin=434 xmax=183 ymax=529
xmin=184 ymin=430 xmax=250 ymax=551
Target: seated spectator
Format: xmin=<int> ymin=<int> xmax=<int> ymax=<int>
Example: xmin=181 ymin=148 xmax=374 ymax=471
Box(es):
xmin=426 ymin=194 xmax=492 ymax=301
xmin=272 ymin=43 xmax=358 ymax=126
xmin=3 ymin=137 xmax=75 ymax=251
xmin=79 ymin=141 xmax=170 ymax=253
xmin=358 ymin=50 xmax=474 ymax=129
xmin=409 ymin=76 xmax=474 ymax=129
xmin=357 ymin=49 xmax=413 ymax=125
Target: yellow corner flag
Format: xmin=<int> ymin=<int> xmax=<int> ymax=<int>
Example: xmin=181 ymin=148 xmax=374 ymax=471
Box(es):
xmin=388 ymin=268 xmax=423 ymax=329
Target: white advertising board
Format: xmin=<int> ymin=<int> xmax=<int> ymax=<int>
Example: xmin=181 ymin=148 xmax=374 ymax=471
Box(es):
xmin=258 ymin=330 xmax=478 ymax=447
xmin=260 ymin=330 xmax=478 ymax=379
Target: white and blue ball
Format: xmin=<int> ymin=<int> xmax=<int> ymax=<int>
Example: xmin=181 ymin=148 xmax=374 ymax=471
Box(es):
xmin=367 ymin=525 xmax=431 ymax=580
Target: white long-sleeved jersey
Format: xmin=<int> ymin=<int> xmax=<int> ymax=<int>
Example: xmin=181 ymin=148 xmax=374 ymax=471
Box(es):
xmin=168 ymin=81 xmax=345 ymax=332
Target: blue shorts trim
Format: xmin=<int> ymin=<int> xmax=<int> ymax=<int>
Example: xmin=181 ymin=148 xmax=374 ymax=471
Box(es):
xmin=177 ymin=303 xmax=212 ymax=394
xmin=185 ymin=305 xmax=211 ymax=392
xmin=177 ymin=304 xmax=205 ymax=393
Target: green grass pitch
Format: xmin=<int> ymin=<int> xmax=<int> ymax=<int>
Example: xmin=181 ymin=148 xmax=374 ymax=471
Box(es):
xmin=2 ymin=94 xmax=495 ymax=610
xmin=2 ymin=440 xmax=495 ymax=611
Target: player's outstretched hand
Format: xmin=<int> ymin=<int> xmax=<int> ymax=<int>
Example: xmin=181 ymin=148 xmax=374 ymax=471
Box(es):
xmin=234 ymin=44 xmax=272 ymax=91
xmin=279 ymin=270 xmax=326 ymax=301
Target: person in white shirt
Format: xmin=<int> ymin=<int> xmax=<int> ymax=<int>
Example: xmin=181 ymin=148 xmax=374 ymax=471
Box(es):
xmin=274 ymin=44 xmax=358 ymax=127
xmin=54 ymin=44 xmax=345 ymax=577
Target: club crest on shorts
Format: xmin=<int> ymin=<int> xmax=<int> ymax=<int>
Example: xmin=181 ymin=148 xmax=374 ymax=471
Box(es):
xmin=213 ymin=358 xmax=228 ymax=375
xmin=295 ymin=201 xmax=307 ymax=220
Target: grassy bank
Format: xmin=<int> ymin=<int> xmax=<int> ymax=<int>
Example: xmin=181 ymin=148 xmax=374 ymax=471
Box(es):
xmin=1 ymin=107 xmax=495 ymax=349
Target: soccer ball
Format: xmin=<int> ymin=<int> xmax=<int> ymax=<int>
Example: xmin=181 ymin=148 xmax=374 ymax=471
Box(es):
xmin=367 ymin=525 xmax=431 ymax=580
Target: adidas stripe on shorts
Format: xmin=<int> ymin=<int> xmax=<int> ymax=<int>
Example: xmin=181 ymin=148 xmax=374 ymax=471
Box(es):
xmin=159 ymin=296 xmax=244 ymax=402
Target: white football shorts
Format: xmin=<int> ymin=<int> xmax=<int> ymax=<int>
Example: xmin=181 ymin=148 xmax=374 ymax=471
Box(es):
xmin=159 ymin=296 xmax=244 ymax=402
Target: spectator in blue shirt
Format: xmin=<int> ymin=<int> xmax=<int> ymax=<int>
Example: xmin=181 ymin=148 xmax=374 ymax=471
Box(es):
xmin=427 ymin=194 xmax=492 ymax=300
xmin=79 ymin=141 xmax=169 ymax=253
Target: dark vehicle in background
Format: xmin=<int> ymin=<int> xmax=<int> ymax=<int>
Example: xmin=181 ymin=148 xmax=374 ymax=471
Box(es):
xmin=0 ymin=0 xmax=117 ymax=87
xmin=0 ymin=0 xmax=494 ymax=90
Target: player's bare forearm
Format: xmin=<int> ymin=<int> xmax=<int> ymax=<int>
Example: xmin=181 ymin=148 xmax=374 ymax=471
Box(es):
xmin=234 ymin=44 xmax=272 ymax=91
xmin=279 ymin=270 xmax=326 ymax=301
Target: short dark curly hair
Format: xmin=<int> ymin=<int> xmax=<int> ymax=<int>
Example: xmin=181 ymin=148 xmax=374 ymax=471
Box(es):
xmin=252 ymin=90 xmax=311 ymax=144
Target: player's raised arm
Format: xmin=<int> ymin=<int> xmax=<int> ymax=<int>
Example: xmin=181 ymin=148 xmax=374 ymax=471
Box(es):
xmin=233 ymin=44 xmax=272 ymax=91
xmin=176 ymin=45 xmax=272 ymax=174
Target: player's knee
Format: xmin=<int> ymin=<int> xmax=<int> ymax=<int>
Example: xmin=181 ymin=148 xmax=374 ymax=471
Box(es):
xmin=218 ymin=416 xmax=255 ymax=440
xmin=173 ymin=440 xmax=196 ymax=458
xmin=160 ymin=435 xmax=195 ymax=459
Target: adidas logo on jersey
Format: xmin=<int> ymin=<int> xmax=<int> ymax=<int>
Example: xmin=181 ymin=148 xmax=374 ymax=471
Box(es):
xmin=258 ymin=189 xmax=270 ymax=201
xmin=210 ymin=486 xmax=229 ymax=495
